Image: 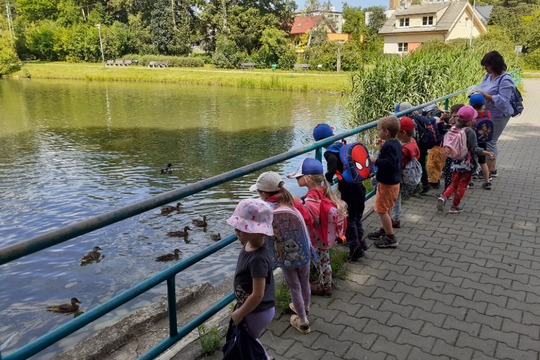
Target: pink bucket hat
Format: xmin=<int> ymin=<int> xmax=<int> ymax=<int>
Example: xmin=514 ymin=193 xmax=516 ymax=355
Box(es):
xmin=227 ymin=199 xmax=274 ymax=236
xmin=457 ymin=105 xmax=478 ymax=122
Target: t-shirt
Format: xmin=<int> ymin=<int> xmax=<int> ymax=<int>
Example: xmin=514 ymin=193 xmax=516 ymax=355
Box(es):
xmin=402 ymin=140 xmax=420 ymax=169
xmin=375 ymin=139 xmax=402 ymax=185
xmin=233 ymin=244 xmax=275 ymax=313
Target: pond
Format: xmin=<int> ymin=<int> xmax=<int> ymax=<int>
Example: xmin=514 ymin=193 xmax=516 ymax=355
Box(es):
xmin=0 ymin=78 xmax=351 ymax=357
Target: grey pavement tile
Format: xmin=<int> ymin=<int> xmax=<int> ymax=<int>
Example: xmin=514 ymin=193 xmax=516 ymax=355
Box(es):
xmin=479 ymin=324 xmax=519 ymax=348
xmin=370 ymin=336 xmax=413 ymax=360
xmin=443 ymin=315 xmax=481 ymax=337
xmin=431 ymin=339 xmax=474 ymax=360
xmin=456 ymin=332 xmax=497 ymax=357
xmin=496 ymin=342 xmax=538 ymax=360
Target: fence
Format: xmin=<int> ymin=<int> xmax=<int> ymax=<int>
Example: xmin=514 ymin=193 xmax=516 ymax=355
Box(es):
xmin=0 ymin=89 xmax=467 ymax=360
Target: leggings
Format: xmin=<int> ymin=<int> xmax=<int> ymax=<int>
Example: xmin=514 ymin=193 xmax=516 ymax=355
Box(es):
xmin=244 ymin=306 xmax=275 ymax=359
xmin=315 ymin=248 xmax=332 ymax=287
xmin=282 ymin=265 xmax=311 ymax=319
xmin=443 ymin=172 xmax=472 ymax=207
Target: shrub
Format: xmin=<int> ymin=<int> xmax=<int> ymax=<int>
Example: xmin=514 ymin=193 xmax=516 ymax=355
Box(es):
xmin=197 ymin=324 xmax=221 ymax=355
xmin=133 ymin=54 xmax=204 ymax=67
xmin=212 ymin=35 xmax=242 ymax=69
xmin=0 ymin=33 xmax=20 ymax=76
xmin=524 ymin=48 xmax=540 ymax=70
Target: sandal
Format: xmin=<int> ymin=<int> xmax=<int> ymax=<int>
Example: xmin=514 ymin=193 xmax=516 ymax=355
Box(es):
xmin=290 ymin=315 xmax=311 ymax=334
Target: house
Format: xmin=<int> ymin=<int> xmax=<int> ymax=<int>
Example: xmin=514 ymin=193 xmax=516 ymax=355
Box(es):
xmin=379 ymin=2 xmax=487 ymax=54
xmin=290 ymin=15 xmax=338 ymax=46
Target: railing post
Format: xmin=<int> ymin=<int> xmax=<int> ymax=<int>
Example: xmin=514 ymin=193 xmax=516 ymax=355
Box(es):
xmin=444 ymin=98 xmax=449 ymax=111
xmin=166 ymin=277 xmax=178 ymax=337
xmin=315 ymin=147 xmax=322 ymax=162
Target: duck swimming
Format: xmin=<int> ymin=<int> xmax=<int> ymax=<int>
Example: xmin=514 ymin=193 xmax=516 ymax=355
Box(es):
xmin=155 ymin=249 xmax=182 ymax=262
xmin=160 ymin=163 xmax=173 ymax=174
xmin=192 ymin=215 xmax=208 ymax=228
xmin=167 ymin=226 xmax=191 ymax=238
xmin=160 ymin=202 xmax=182 ymax=216
xmin=47 ymin=298 xmax=81 ymax=313
xmin=80 ymin=246 xmax=102 ymax=265
xmin=211 ymin=233 xmax=221 ymax=241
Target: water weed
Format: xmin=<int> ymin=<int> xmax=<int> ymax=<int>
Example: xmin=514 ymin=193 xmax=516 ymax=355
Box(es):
xmin=197 ymin=324 xmax=222 ymax=355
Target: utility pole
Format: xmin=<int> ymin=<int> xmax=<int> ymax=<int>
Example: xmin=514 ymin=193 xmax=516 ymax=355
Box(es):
xmin=6 ymin=0 xmax=14 ymax=41
xmin=468 ymin=0 xmax=476 ymax=48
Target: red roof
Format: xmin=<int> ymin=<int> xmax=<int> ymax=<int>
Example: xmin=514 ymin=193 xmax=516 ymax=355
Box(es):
xmin=290 ymin=15 xmax=324 ymax=35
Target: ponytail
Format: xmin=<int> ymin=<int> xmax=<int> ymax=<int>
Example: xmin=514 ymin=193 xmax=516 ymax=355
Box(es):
xmin=277 ymin=182 xmax=295 ymax=208
xmin=304 ymin=174 xmax=348 ymax=217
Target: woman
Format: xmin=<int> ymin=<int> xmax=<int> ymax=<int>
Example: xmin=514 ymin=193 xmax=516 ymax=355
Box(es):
xmin=472 ymin=51 xmax=515 ymax=177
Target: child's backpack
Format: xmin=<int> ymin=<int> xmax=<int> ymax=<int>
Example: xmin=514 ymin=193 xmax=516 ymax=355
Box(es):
xmin=268 ymin=206 xmax=311 ymax=269
xmin=442 ymin=126 xmax=468 ymax=160
xmin=497 ymin=74 xmax=524 ymax=117
xmin=338 ymin=142 xmax=372 ymax=184
xmin=401 ymin=157 xmax=422 ymax=194
xmin=317 ymin=197 xmax=347 ymax=247
xmin=475 ymin=117 xmax=494 ymax=144
xmin=412 ymin=115 xmax=437 ymax=149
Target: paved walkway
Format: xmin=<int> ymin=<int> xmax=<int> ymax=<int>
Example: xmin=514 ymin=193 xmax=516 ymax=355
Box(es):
xmin=258 ymin=78 xmax=540 ymax=360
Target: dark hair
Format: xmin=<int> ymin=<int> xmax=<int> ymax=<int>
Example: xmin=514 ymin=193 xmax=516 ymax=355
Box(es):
xmin=450 ymin=104 xmax=464 ymax=114
xmin=480 ymin=51 xmax=507 ymax=75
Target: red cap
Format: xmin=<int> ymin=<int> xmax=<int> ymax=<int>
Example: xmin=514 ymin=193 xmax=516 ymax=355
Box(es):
xmin=400 ymin=117 xmax=415 ymax=132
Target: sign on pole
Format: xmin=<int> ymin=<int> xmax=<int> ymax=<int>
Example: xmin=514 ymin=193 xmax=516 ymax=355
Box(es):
xmin=515 ymin=46 xmax=523 ymax=54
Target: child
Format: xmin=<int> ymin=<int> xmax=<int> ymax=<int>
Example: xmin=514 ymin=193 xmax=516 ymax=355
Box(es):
xmin=367 ymin=116 xmax=402 ymax=248
xmin=288 ymin=158 xmax=346 ymax=296
xmin=437 ymin=106 xmax=495 ymax=214
xmin=442 ymin=104 xmax=464 ymax=191
xmin=469 ymin=93 xmax=493 ymax=190
xmin=391 ymin=117 xmax=420 ymax=228
xmin=312 ymin=123 xmax=367 ymax=261
xmin=250 ymin=171 xmax=312 ymax=334
xmin=227 ymin=199 xmax=276 ymax=358
xmin=426 ymin=107 xmax=448 ymax=190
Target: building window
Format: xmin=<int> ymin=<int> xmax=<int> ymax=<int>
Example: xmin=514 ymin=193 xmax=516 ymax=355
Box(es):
xmin=399 ymin=18 xmax=410 ymax=27
xmin=422 ymin=16 xmax=434 ymax=25
xmin=398 ymin=43 xmax=408 ymax=52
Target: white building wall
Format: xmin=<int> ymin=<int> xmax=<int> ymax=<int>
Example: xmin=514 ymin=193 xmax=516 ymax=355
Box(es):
xmin=383 ymin=33 xmax=445 ymax=54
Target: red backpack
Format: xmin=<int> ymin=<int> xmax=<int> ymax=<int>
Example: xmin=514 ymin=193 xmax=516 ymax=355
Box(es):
xmin=306 ymin=188 xmax=347 ymax=246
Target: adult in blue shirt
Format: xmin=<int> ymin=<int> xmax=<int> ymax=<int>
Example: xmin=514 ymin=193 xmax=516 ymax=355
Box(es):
xmin=472 ymin=51 xmax=514 ymax=178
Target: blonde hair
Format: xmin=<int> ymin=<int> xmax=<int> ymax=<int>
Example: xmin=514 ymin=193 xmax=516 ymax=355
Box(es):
xmin=303 ymin=174 xmax=348 ymax=217
xmin=260 ymin=182 xmax=295 ymax=209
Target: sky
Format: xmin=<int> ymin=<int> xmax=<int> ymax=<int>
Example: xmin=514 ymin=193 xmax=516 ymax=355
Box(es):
xmin=295 ymin=0 xmax=389 ymax=12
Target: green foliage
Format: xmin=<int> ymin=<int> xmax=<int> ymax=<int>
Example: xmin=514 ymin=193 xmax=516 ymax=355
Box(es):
xmin=25 ymin=20 xmax=60 ymax=61
xmin=524 ymin=48 xmax=540 ymax=69
xmin=329 ymin=246 xmax=349 ymax=280
xmin=365 ymin=6 xmax=387 ymax=36
xmin=15 ymin=0 xmax=58 ymax=22
xmin=257 ymin=27 xmax=296 ymax=69
xmin=275 ymin=280 xmax=292 ymax=313
xmin=304 ymin=41 xmax=338 ymax=70
xmin=125 ymin=54 xmax=204 ymax=67
xmin=0 ymin=32 xmax=20 ymax=76
xmin=342 ymin=6 xmax=367 ymax=42
xmin=197 ymin=324 xmax=222 ymax=355
xmin=212 ymin=35 xmax=242 ymax=69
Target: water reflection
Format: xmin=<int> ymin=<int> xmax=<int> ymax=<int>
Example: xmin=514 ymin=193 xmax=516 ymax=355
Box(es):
xmin=0 ymin=79 xmax=349 ymax=356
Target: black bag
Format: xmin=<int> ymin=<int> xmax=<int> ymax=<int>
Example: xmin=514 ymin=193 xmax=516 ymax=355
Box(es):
xmin=222 ymin=319 xmax=266 ymax=360
xmin=412 ymin=115 xmax=437 ymax=149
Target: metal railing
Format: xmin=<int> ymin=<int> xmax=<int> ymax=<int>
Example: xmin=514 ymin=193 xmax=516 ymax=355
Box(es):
xmin=0 ymin=88 xmax=466 ymax=360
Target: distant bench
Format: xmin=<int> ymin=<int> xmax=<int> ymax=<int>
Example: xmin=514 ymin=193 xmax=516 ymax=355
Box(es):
xmin=293 ymin=63 xmax=310 ymax=71
xmin=240 ymin=62 xmax=256 ymax=70
xmin=148 ymin=61 xmax=168 ymax=68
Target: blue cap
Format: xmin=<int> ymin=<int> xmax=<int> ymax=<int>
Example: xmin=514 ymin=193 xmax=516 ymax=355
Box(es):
xmin=313 ymin=124 xmax=334 ymax=141
xmin=287 ymin=158 xmax=324 ymax=178
xmin=469 ymin=93 xmax=485 ymax=107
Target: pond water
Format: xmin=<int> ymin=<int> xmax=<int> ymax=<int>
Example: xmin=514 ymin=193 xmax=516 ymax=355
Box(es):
xmin=0 ymin=79 xmax=351 ymax=357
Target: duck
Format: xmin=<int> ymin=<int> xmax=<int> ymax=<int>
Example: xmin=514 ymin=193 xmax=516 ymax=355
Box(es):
xmin=211 ymin=233 xmax=221 ymax=241
xmin=192 ymin=215 xmax=208 ymax=228
xmin=47 ymin=298 xmax=81 ymax=313
xmin=167 ymin=226 xmax=191 ymax=238
xmin=160 ymin=163 xmax=173 ymax=174
xmin=80 ymin=246 xmax=103 ymax=265
xmin=155 ymin=249 xmax=182 ymax=262
xmin=160 ymin=202 xmax=182 ymax=216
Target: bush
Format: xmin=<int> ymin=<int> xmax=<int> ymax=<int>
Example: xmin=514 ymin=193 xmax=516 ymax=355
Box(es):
xmin=132 ymin=54 xmax=204 ymax=67
xmin=524 ymin=48 xmax=540 ymax=70
xmin=212 ymin=35 xmax=242 ymax=69
xmin=197 ymin=324 xmax=221 ymax=355
xmin=0 ymin=33 xmax=20 ymax=76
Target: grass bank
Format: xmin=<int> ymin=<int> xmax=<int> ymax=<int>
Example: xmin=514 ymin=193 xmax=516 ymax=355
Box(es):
xmin=12 ymin=62 xmax=350 ymax=94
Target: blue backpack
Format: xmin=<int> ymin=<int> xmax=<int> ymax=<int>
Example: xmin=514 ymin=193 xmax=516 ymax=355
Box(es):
xmin=475 ymin=115 xmax=494 ymax=144
xmin=325 ymin=142 xmax=373 ymax=184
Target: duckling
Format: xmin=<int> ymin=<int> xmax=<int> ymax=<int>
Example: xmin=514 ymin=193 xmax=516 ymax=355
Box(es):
xmin=47 ymin=298 xmax=81 ymax=313
xmin=192 ymin=215 xmax=208 ymax=228
xmin=160 ymin=163 xmax=173 ymax=174
xmin=155 ymin=249 xmax=182 ymax=262
xmin=160 ymin=202 xmax=182 ymax=216
xmin=80 ymin=246 xmax=103 ymax=266
xmin=167 ymin=226 xmax=191 ymax=238
xmin=211 ymin=233 xmax=221 ymax=241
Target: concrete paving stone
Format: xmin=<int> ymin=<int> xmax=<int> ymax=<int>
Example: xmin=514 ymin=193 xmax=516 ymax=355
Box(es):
xmin=411 ymin=276 xmax=445 ymax=293
xmin=473 ymin=289 xmax=508 ymax=308
xmin=502 ymin=318 xmax=539 ymax=340
xmin=432 ymin=301 xmax=468 ymax=320
xmin=484 ymin=259 xmax=516 ymax=273
xmin=283 ymin=341 xmax=327 ymax=360
xmin=306 ymin=318 xmax=345 ymax=338
xmin=496 ymin=342 xmax=538 ymax=360
xmin=433 ymin=273 xmax=465 ymax=287
xmin=404 ymin=244 xmax=436 ymax=258
xmin=328 ymin=298 xmax=362 ymax=317
xmin=391 ymin=281 xmax=424 ymax=299
xmin=364 ymin=277 xmax=397 ymax=291
xmin=449 ymin=267 xmax=481 ymax=282
xmin=486 ymin=302 xmax=523 ymax=322
xmin=409 ymin=346 xmax=451 ymax=360
xmin=479 ymin=274 xmax=512 ymax=289
xmin=471 ymin=350 xmax=498 ymax=360
xmin=462 ymin=278 xmax=494 ymax=294
xmin=497 ymin=268 xmax=530 ymax=284
xmin=386 ymin=313 xmax=424 ymax=334
xmin=506 ymin=281 xmax=540 ymax=298
xmin=440 ymin=258 xmax=470 ymax=273
xmin=502 ymin=255 xmax=532 ymax=269
xmin=513 ymin=264 xmax=540 ymax=278
xmin=406 ymin=266 xmax=435 ymax=280
xmin=320 ymin=351 xmax=351 ymax=360
xmin=469 ymin=263 xmax=499 ymax=277
xmin=479 ymin=324 xmax=519 ymax=348
xmin=524 ymin=291 xmax=540 ymax=304
xmin=456 ymin=331 xmax=497 ymax=357
xmin=279 ymin=324 xmax=320 ymax=347
xmin=378 ymin=299 xmax=414 ymax=318
xmin=334 ymin=312 xmax=369 ymax=332
xmin=431 ymin=249 xmax=460 ymax=262
xmin=370 ymin=335 xmax=413 ymax=360
xmin=519 ymin=333 xmax=540 ymax=352
xmin=442 ymin=315 xmax=481 ymax=337
xmin=331 ymin=288 xmax=355 ymax=303
xmin=357 ymin=305 xmax=392 ymax=324
xmin=474 ymin=250 xmax=504 ymax=263
xmin=422 ymin=288 xmax=455 ymax=305
xmin=452 ymin=296 xmax=488 ymax=314
xmin=345 ymin=273 xmax=371 ymax=287
xmin=442 ymin=282 xmax=476 ymax=300
xmin=355 ymin=266 xmax=390 ymax=279
xmin=396 ymin=328 xmax=436 ymax=353
xmin=385 ymin=270 xmax=417 ymax=285
xmin=350 ymin=293 xmax=383 ymax=308
xmin=310 ymin=333 xmax=353 ymax=358
xmin=343 ymin=343 xmax=387 ymax=360
xmin=483 ymin=240 xmax=507 ymax=251
xmin=526 ymin=275 xmax=540 ymax=287
xmin=466 ymin=309 xmax=503 ymax=330
xmin=261 ymin=335 xmax=296 ymax=356
xmin=362 ymin=319 xmax=402 ymax=342
xmin=401 ymin=294 xmax=435 ymax=312
xmin=414 ymin=253 xmax=445 ymax=267
xmin=374 ymin=261 xmax=408 ymax=274
xmin=431 ymin=338 xmax=474 ymax=360
xmin=340 ymin=326 xmax=377 ymax=349
xmin=459 ymin=254 xmax=488 ymax=267
xmin=310 ymin=303 xmax=340 ymax=322
xmin=423 ymin=261 xmax=453 ymax=276
xmin=266 ymin=314 xmax=291 ymax=336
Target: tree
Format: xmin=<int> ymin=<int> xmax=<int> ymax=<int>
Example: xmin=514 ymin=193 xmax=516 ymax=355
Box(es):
xmin=14 ymin=0 xmax=58 ymax=22
xmin=257 ymin=27 xmax=296 ymax=68
xmin=150 ymin=0 xmax=193 ymax=55
xmin=342 ymin=5 xmax=367 ymax=42
xmin=365 ymin=6 xmax=387 ymax=37
xmin=0 ymin=17 xmax=19 ymax=76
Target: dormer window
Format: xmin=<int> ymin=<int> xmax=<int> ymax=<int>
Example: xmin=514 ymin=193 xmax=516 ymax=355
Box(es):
xmin=399 ymin=18 xmax=410 ymax=27
xmin=422 ymin=16 xmax=434 ymax=25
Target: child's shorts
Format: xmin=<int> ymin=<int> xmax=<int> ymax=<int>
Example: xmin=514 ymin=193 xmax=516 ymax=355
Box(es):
xmin=374 ymin=183 xmax=400 ymax=214
xmin=478 ymin=143 xmax=487 ymax=165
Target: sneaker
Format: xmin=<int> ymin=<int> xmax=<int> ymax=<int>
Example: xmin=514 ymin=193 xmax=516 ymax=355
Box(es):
xmin=374 ymin=235 xmax=398 ymax=248
xmin=360 ymin=240 xmax=369 ymax=251
xmin=420 ymin=185 xmax=431 ymax=194
xmin=437 ymin=195 xmax=446 ymax=212
xmin=367 ymin=228 xmax=386 ymax=240
xmin=482 ymin=181 xmax=492 ymax=190
xmin=467 ymin=182 xmax=475 ymax=189
xmin=290 ymin=315 xmax=311 ymax=334
xmin=490 ymin=170 xmax=498 ymax=178
xmin=311 ymin=283 xmax=332 ymax=296
xmin=472 ymin=172 xmax=482 ymax=180
xmin=449 ymin=205 xmax=464 ymax=214
xmin=349 ymin=245 xmax=365 ymax=261
xmin=392 ymin=220 xmax=401 ymax=228
xmin=289 ymin=302 xmax=310 ymax=316
xmin=429 ymin=181 xmax=440 ymax=189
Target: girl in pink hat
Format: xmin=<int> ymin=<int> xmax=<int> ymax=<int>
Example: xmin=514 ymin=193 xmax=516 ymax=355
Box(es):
xmin=227 ymin=199 xmax=275 ymax=359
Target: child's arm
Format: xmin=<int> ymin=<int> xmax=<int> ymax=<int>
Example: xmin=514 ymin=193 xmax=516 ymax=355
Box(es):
xmin=324 ymin=152 xmax=339 ymax=183
xmin=231 ymin=277 xmax=265 ymax=325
